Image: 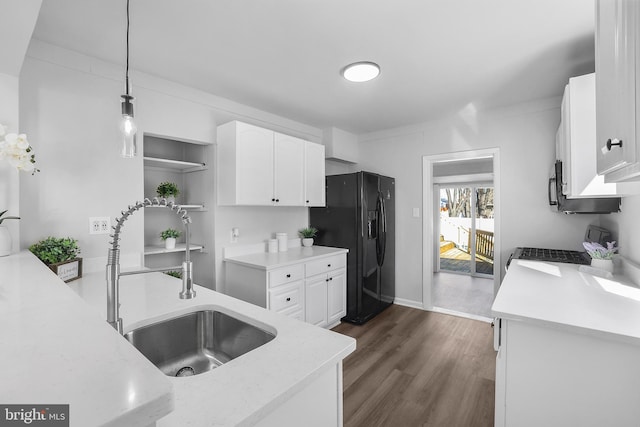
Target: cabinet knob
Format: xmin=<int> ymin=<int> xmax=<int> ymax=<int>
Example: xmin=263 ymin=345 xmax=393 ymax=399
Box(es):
xmin=327 ymin=264 xmax=331 ymax=267
xmin=306 ymin=200 xmax=310 ymax=203
xmin=276 ymin=199 xmax=280 ymax=202
xmin=604 ymin=138 xmax=623 ymax=152
xmin=329 ymin=277 xmax=333 ymax=281
xmin=271 ymin=198 xmax=276 ymax=202
xmin=286 ymin=274 xmax=291 ymax=278
xmin=286 ymin=297 xmax=291 ymax=302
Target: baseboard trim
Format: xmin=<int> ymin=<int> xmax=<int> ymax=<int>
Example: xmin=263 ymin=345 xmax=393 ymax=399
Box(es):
xmin=430 ymin=306 xmax=493 ymax=323
xmin=393 ymin=298 xmax=424 ymax=310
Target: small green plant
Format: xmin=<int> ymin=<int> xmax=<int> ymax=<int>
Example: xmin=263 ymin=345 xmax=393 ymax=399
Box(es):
xmin=160 ymin=228 xmax=181 ymax=240
xmin=0 ymin=210 xmax=19 ymax=225
xmin=164 ymin=270 xmax=182 ymax=279
xmin=298 ymin=226 xmax=318 ymax=238
xmin=156 ymin=182 xmax=180 ymax=198
xmin=583 ymin=241 xmax=618 ymax=260
xmin=29 ymin=237 xmax=80 ymax=265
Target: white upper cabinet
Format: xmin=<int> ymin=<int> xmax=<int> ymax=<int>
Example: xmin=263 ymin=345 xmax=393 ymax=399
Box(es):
xmin=596 ymin=0 xmax=640 ymax=181
xmin=304 ymin=141 xmax=326 ymax=206
xmin=273 ymin=133 xmax=305 ymax=206
xmin=217 ymin=120 xmax=325 ymax=206
xmin=234 ymin=122 xmax=275 ymax=205
xmin=557 ymin=73 xmax=620 ymax=197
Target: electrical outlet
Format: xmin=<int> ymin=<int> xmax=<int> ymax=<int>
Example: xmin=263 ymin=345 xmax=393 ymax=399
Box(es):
xmin=89 ymin=217 xmax=111 ymax=235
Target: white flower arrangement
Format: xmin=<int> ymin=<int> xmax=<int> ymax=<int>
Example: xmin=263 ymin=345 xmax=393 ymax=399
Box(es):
xmin=0 ymin=123 xmax=39 ymax=174
xmin=583 ymin=241 xmax=618 ymax=260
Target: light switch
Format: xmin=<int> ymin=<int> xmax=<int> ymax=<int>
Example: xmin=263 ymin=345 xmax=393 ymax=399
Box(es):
xmin=230 ymin=227 xmax=240 ymax=243
xmin=412 ymin=208 xmax=420 ymax=218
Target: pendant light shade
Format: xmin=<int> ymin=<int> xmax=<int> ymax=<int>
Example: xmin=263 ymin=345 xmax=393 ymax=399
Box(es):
xmin=120 ymin=0 xmax=137 ymax=158
xmin=120 ymin=94 xmax=137 ymax=158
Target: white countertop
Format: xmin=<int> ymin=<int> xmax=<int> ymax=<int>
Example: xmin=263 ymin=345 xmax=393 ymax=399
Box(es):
xmin=492 ymin=258 xmax=640 ymax=345
xmin=70 ymin=266 xmax=356 ymax=426
xmin=224 ymin=245 xmax=348 ymax=270
xmin=0 ymin=252 xmax=173 ymax=427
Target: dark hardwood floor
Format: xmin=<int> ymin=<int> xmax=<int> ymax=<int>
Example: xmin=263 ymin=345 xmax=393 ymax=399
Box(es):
xmin=332 ymin=304 xmax=495 ymax=427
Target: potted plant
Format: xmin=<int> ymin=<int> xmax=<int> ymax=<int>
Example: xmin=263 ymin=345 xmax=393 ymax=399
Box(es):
xmin=0 ymin=210 xmax=20 ymax=257
xmin=165 ymin=270 xmax=182 ymax=279
xmin=156 ymin=182 xmax=180 ymax=203
xmin=583 ymin=241 xmax=618 ymax=273
xmin=29 ymin=236 xmax=82 ymax=282
xmin=160 ymin=228 xmax=181 ymax=249
xmin=299 ymin=226 xmax=318 ymax=247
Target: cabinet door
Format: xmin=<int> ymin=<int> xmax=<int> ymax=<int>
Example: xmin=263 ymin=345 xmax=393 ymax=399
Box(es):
xmin=327 ymin=270 xmax=346 ymax=325
xmin=273 ymin=133 xmax=305 ymax=206
xmin=559 ymin=84 xmax=571 ymax=195
xmin=596 ymin=0 xmax=637 ymax=174
xmin=235 ymin=122 xmax=275 ymax=205
xmin=304 ymin=142 xmax=326 ymax=207
xmin=494 ymin=319 xmax=507 ymax=427
xmin=305 ymin=276 xmax=328 ymax=327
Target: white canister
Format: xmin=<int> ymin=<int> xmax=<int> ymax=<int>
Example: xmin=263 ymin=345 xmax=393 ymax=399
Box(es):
xmin=268 ymin=239 xmax=278 ymax=253
xmin=276 ymin=232 xmax=288 ymax=252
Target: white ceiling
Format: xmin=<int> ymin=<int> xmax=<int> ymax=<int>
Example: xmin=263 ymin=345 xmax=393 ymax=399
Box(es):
xmin=31 ymin=0 xmax=595 ymax=134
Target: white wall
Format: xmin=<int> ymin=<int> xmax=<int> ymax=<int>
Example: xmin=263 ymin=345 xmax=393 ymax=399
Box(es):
xmin=600 ymin=195 xmax=640 ymax=263
xmin=357 ymin=99 xmax=600 ymax=305
xmin=325 ymin=159 xmax=357 ymax=176
xmin=19 ymin=40 xmax=317 ymax=290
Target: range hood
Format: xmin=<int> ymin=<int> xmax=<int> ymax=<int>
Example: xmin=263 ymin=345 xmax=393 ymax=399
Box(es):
xmin=549 ymin=161 xmax=620 ymax=214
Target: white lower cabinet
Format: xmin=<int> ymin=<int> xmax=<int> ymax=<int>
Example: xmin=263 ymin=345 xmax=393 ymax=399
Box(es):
xmin=305 ymin=269 xmax=346 ymax=328
xmin=327 ymin=271 xmax=346 ymax=326
xmin=224 ymin=250 xmax=347 ymax=329
xmin=255 ymin=363 xmax=344 ymax=427
xmin=495 ymin=318 xmax=640 ymax=427
xmin=305 ymin=275 xmax=329 ymax=327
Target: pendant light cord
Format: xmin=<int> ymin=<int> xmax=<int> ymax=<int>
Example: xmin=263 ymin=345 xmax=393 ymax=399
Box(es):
xmin=125 ymin=0 xmax=130 ymax=96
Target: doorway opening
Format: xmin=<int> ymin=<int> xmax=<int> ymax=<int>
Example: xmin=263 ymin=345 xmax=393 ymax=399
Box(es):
xmin=422 ymin=149 xmax=500 ymax=322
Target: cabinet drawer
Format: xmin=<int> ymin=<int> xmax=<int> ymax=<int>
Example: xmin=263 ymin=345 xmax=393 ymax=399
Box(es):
xmin=305 ymin=255 xmax=346 ymax=277
xmin=269 ymin=281 xmax=303 ymax=313
xmin=268 ymin=264 xmax=304 ymax=287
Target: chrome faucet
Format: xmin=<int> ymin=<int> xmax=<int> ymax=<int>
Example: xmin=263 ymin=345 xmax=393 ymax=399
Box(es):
xmin=106 ymin=197 xmax=196 ymax=334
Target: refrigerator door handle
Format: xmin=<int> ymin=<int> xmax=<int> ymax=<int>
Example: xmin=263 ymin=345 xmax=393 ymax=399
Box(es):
xmin=376 ymin=192 xmax=387 ymax=266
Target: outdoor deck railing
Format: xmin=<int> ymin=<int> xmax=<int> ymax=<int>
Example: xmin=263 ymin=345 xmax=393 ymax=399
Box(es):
xmin=471 ymin=229 xmax=494 ymax=261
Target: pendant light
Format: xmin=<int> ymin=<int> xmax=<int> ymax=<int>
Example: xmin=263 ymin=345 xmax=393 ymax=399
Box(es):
xmin=120 ymin=0 xmax=137 ymax=158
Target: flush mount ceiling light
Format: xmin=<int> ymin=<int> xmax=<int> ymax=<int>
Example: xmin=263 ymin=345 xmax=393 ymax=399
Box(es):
xmin=120 ymin=0 xmax=137 ymax=158
xmin=342 ymin=61 xmax=380 ymax=83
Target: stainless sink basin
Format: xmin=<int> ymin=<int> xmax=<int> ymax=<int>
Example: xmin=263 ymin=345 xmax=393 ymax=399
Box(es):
xmin=124 ymin=310 xmax=275 ymax=377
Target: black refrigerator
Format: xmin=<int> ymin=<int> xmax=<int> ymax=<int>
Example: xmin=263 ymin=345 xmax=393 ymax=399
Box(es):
xmin=310 ymin=171 xmax=395 ymax=324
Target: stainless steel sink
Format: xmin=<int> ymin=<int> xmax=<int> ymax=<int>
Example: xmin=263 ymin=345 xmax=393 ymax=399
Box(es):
xmin=124 ymin=310 xmax=275 ymax=377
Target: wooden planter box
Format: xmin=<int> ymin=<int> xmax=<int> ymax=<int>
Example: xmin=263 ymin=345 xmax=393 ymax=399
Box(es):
xmin=48 ymin=257 xmax=83 ymax=283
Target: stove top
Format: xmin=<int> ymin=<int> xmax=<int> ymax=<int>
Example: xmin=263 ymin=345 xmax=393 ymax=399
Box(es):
xmin=511 ymin=247 xmax=591 ymax=265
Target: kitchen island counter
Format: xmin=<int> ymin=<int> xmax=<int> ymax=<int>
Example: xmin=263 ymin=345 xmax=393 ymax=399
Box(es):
xmin=70 ymin=263 xmax=356 ymax=426
xmin=0 ymin=251 xmax=173 ymax=427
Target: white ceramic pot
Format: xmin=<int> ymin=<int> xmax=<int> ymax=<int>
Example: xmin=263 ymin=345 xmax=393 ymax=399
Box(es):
xmin=165 ymin=237 xmax=176 ymax=250
xmin=302 ymin=238 xmax=314 ymax=247
xmin=0 ymin=226 xmax=11 ymax=257
xmin=591 ymin=258 xmax=614 ymax=273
